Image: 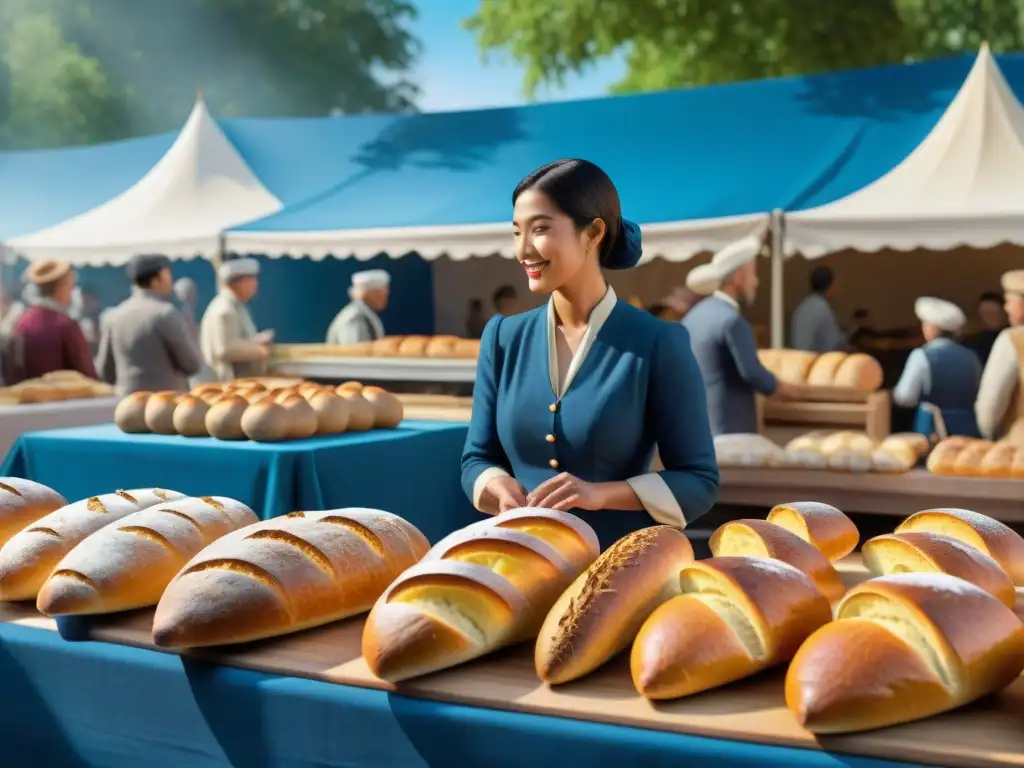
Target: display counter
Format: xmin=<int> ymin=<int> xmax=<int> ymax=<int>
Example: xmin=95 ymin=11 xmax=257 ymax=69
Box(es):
xmin=271 ymin=356 xmax=477 ymax=384
xmin=0 ymin=397 xmax=119 ymax=463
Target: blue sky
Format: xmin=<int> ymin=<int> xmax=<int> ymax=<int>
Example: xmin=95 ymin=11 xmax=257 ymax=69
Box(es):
xmin=411 ymin=1 xmax=626 ymax=111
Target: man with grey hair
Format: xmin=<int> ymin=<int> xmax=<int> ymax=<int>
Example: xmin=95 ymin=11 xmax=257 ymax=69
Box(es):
xmin=200 ymin=257 xmax=274 ymax=381
xmin=326 ymin=269 xmax=390 ymax=345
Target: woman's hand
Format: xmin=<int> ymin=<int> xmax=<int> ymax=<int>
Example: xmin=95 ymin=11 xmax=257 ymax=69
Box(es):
xmin=484 ymin=475 xmax=528 ymax=514
xmin=527 ymin=473 xmax=606 ymax=512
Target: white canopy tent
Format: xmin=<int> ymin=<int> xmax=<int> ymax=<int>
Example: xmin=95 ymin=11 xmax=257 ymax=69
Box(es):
xmin=6 ymin=98 xmax=282 ymax=266
xmin=784 ymin=44 xmax=1024 ymax=258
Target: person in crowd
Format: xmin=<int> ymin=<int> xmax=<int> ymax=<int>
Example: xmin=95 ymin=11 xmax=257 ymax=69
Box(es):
xmin=199 ymin=257 xmax=273 ymax=381
xmin=492 ymin=283 xmax=520 ymax=316
xmin=892 ymin=297 xmax=981 ymax=438
xmin=964 ymin=292 xmax=1008 ymax=365
xmin=790 ymin=266 xmax=847 ymax=353
xmin=3 ymin=260 xmax=97 ymax=383
xmin=462 ymin=159 xmax=718 ymax=548
xmin=976 ymin=270 xmax=1024 ymax=444
xmin=682 ymin=236 xmax=795 ymax=436
xmin=465 ymin=298 xmax=487 ymax=338
xmin=173 ymin=277 xmax=216 ymax=385
xmin=848 ymin=308 xmax=876 ymax=348
xmin=326 ymin=269 xmax=390 ymax=345
xmin=95 ymin=255 xmax=203 ymax=394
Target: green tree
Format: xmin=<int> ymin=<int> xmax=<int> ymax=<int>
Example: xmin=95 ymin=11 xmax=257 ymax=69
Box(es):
xmin=467 ymin=0 xmax=1024 ymax=97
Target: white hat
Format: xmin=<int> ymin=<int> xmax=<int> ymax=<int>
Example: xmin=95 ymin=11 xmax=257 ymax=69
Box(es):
xmin=684 ymin=236 xmax=762 ymax=296
xmin=218 ymin=257 xmax=260 ymax=282
xmin=914 ymin=297 xmax=966 ymax=332
xmin=351 ymin=269 xmax=390 ymax=290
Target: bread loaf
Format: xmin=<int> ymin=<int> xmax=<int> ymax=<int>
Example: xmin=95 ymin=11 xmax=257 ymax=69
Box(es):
xmin=363 ymin=509 xmax=599 ymax=682
xmin=153 ymin=508 xmax=429 ymax=647
xmin=757 ymin=350 xmax=882 ymax=391
xmin=337 ymin=381 xmax=363 ymax=393
xmin=709 ymin=519 xmax=845 ymax=602
xmin=452 ymin=339 xmax=480 ymax=359
xmin=862 ymin=532 xmax=1014 ymax=607
xmin=819 ymin=431 xmax=876 ymax=472
xmin=786 ymin=573 xmax=1024 ymax=733
xmin=240 ymin=400 xmax=289 ymax=442
xmin=425 ymin=337 xmax=457 ymax=358
xmin=397 ymin=336 xmax=428 ymax=357
xmin=143 ymin=392 xmax=183 ymax=435
xmin=206 ymin=394 xmax=249 ymax=440
xmin=713 ymin=434 xmax=785 ymax=468
xmin=895 ymin=507 xmax=1024 ymax=586
xmin=833 ymin=353 xmax=884 ymax=391
xmin=0 ymin=479 xmax=67 ymax=547
xmin=979 ymin=442 xmax=1019 ymax=479
xmin=172 ymin=395 xmax=210 ymax=437
xmin=307 ymin=391 xmax=350 ymax=434
xmin=783 ymin=432 xmax=829 ymax=469
xmin=774 ymin=350 xmax=818 ymax=383
xmin=362 ymin=386 xmax=403 ymax=429
xmin=805 ymin=352 xmax=847 ymax=385
xmin=766 ymin=502 xmax=859 ymax=561
xmin=871 ymin=434 xmax=920 ymax=473
xmin=114 ymin=392 xmax=152 ymax=434
xmin=0 ymin=488 xmax=184 ymax=600
xmin=535 ymin=526 xmax=694 ymax=685
xmin=337 ymin=388 xmax=375 ymax=431
xmin=371 ymin=337 xmax=403 ymax=357
xmin=280 ymin=393 xmax=318 ymax=439
xmin=37 ymin=496 xmax=258 ymax=616
xmin=631 ymin=557 xmax=831 ymax=699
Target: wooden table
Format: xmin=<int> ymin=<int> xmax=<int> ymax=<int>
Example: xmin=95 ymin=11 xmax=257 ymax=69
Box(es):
xmin=760 ymin=391 xmax=892 ymax=442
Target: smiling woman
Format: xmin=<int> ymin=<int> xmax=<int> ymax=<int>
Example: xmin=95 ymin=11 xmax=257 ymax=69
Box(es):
xmin=461 ymin=159 xmax=720 ymax=549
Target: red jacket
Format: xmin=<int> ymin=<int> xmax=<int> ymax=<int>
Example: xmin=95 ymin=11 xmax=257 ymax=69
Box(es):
xmin=5 ymin=305 xmax=97 ymax=384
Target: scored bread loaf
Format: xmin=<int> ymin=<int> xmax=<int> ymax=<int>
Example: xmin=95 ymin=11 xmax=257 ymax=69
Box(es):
xmin=206 ymin=394 xmax=249 ymax=440
xmin=783 ymin=432 xmax=830 ymax=469
xmin=713 ymin=434 xmax=785 ymax=468
xmin=631 ymin=557 xmax=831 ymax=700
xmin=766 ymin=502 xmax=859 ymax=561
xmin=758 ymin=350 xmax=883 ymax=391
xmin=362 ymin=386 xmax=403 ymax=429
xmin=895 ymin=507 xmax=1024 ymax=586
xmin=0 ymin=479 xmax=67 ymax=547
xmin=535 ymin=526 xmax=694 ymax=685
xmin=153 ymin=508 xmax=429 ymax=647
xmin=871 ymin=433 xmax=924 ymax=473
xmin=818 ymin=431 xmax=876 ymax=472
xmin=764 ymin=349 xmax=818 ymax=384
xmin=862 ymin=532 xmax=1015 ymax=607
xmin=786 ymin=573 xmax=1024 ymax=733
xmin=0 ymin=488 xmax=185 ymax=600
xmin=926 ymin=438 xmax=1011 ymax=477
xmin=805 ymin=351 xmax=847 ymax=386
xmin=709 ymin=519 xmax=845 ymax=602
xmin=115 ymin=392 xmax=153 ymax=433
xmin=833 ymin=353 xmax=884 ymax=391
xmin=172 ymin=395 xmax=211 ymax=437
xmin=363 ymin=509 xmax=600 ymax=682
xmin=37 ymin=496 xmax=258 ymax=615
xmin=144 ymin=392 xmax=183 ymax=435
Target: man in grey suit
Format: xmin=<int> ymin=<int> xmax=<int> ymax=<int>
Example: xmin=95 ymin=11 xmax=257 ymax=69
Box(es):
xmin=96 ymin=254 xmax=203 ymax=394
xmin=326 ymin=269 xmax=390 ymax=345
xmin=682 ymin=236 xmax=794 ymax=435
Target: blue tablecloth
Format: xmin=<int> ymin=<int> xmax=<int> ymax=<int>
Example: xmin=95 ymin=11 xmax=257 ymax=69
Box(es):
xmin=0 ymin=622 xmax=927 ymax=768
xmin=0 ymin=421 xmax=477 ymax=544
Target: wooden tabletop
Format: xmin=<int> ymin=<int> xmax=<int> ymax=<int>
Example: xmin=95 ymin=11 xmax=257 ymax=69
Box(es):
xmin=1 ymin=559 xmax=1021 ymax=767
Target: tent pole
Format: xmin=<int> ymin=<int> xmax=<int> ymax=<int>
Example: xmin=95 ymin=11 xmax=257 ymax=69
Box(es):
xmin=213 ymin=233 xmax=225 ymax=288
xmin=769 ymin=209 xmax=785 ymax=348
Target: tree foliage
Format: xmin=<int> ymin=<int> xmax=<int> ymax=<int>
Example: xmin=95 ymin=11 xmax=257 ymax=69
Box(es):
xmin=467 ymin=0 xmax=1024 ymax=97
xmin=0 ymin=0 xmax=420 ymax=149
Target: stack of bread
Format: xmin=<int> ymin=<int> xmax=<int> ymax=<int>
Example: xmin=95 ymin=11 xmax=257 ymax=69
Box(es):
xmin=926 ymin=437 xmax=1024 ymax=479
xmin=289 ymin=335 xmax=481 ymax=360
xmin=114 ymin=379 xmax=404 ymax=442
xmin=756 ymin=349 xmax=883 ymax=394
xmin=0 ymin=370 xmax=115 ymax=405
xmin=783 ymin=430 xmax=929 ymax=473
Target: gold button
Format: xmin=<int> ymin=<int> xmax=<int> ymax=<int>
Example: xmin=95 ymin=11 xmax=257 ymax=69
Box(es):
xmin=545 ymin=433 xmax=556 ymax=443
xmin=549 ymin=459 xmax=559 ymax=469
xmin=548 ymin=402 xmax=558 ymax=413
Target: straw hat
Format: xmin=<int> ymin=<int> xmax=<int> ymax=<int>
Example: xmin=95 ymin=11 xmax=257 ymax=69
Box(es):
xmin=24 ymin=260 xmax=72 ymax=286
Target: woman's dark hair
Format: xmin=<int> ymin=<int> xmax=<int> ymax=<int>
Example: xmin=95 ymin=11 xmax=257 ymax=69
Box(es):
xmin=809 ymin=266 xmax=834 ymax=293
xmin=513 ymin=159 xmax=622 ymax=266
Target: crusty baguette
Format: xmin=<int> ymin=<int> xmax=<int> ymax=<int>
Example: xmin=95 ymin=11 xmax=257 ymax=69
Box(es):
xmin=363 ymin=509 xmax=599 ymax=683
xmin=786 ymin=573 xmax=1024 ymax=733
xmin=114 ymin=392 xmax=152 ymax=434
xmin=709 ymin=519 xmax=845 ymax=603
xmin=766 ymin=501 xmax=859 ymax=561
xmin=862 ymin=532 xmax=1015 ymax=607
xmin=895 ymin=507 xmax=1024 ymax=586
xmin=0 ymin=488 xmax=185 ymax=600
xmin=153 ymin=508 xmax=428 ymax=647
xmin=631 ymin=557 xmax=831 ymax=699
xmin=0 ymin=479 xmax=67 ymax=547
xmin=37 ymin=496 xmax=258 ymax=616
xmin=535 ymin=525 xmax=694 ymax=685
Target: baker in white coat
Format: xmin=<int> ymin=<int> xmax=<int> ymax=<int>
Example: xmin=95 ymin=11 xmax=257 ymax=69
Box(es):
xmin=199 ymin=257 xmax=274 ymax=381
xmin=326 ymin=269 xmax=390 ymax=345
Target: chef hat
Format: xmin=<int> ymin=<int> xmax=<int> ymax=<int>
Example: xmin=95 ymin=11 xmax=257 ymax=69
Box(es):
xmin=218 ymin=257 xmax=260 ymax=282
xmin=914 ymin=297 xmax=966 ymax=332
xmin=351 ymin=269 xmax=391 ymax=291
xmin=1002 ymin=269 xmax=1024 ymax=296
xmin=684 ymin=236 xmax=762 ymax=296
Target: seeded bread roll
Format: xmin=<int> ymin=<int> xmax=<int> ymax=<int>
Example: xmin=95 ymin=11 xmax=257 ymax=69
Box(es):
xmin=362 ymin=386 xmax=403 ymax=429
xmin=766 ymin=502 xmax=859 ymax=561
xmin=206 ymin=395 xmax=249 ymax=440
xmin=144 ymin=392 xmax=183 ymax=435
xmin=0 ymin=479 xmax=67 ymax=547
xmin=115 ymin=392 xmax=153 ymax=433
xmin=172 ymin=395 xmax=211 ymax=437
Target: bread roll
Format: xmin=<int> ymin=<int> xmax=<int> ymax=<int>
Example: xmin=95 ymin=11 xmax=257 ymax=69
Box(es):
xmin=282 ymin=393 xmax=318 ymax=439
xmin=191 ymin=383 xmax=223 ymax=399
xmin=819 ymin=431 xmax=876 ymax=472
xmin=397 ymin=336 xmax=428 ymax=357
xmin=709 ymin=519 xmax=845 ymax=602
xmin=862 ymin=532 xmax=1015 ymax=607
xmin=371 ymin=337 xmax=403 ymax=357
xmin=871 ymin=436 xmax=918 ymax=473
xmin=333 ymin=343 xmax=370 ymax=357
xmin=452 ymin=339 xmax=480 ymax=359
xmin=631 ymin=557 xmax=831 ymax=699
xmin=206 ymin=395 xmax=249 ymax=440
xmin=362 ymin=386 xmax=403 ymax=429
xmin=786 ymin=573 xmax=1024 ymax=733
xmin=783 ymin=432 xmax=829 ymax=469
xmin=775 ymin=350 xmax=817 ymax=383
xmin=154 ymin=508 xmax=429 ymax=647
xmin=363 ymin=509 xmax=599 ymax=682
xmin=535 ymin=526 xmax=694 ymax=685
xmin=114 ymin=392 xmax=152 ymax=434
xmin=0 ymin=488 xmax=184 ymax=600
xmin=172 ymin=395 xmax=211 ymax=437
xmin=337 ymin=381 xmax=363 ymax=393
xmin=896 ymin=507 xmax=1024 ymax=586
xmin=888 ymin=432 xmax=930 ymax=457
xmin=954 ymin=440 xmax=995 ymax=477
xmin=766 ymin=501 xmax=859 ymax=561
xmin=143 ymin=392 xmax=183 ymax=435
xmin=37 ymin=496 xmax=258 ymax=616
xmin=425 ymin=336 xmax=458 ymax=358
xmin=713 ymin=434 xmax=785 ymax=468
xmin=0 ymin=479 xmax=67 ymax=547
xmin=241 ymin=400 xmax=289 ymax=442
xmin=806 ymin=352 xmax=847 ymax=386
xmin=338 ymin=389 xmax=375 ymax=431
xmin=833 ymin=353 xmax=883 ymax=391
xmin=308 ymin=391 xmax=349 ymax=434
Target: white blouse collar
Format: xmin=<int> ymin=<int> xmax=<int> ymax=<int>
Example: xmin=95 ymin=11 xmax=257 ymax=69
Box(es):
xmin=547 ymin=285 xmax=618 ymax=398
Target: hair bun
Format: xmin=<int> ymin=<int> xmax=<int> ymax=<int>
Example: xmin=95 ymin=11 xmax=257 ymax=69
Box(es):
xmin=602 ymin=218 xmax=643 ymax=270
